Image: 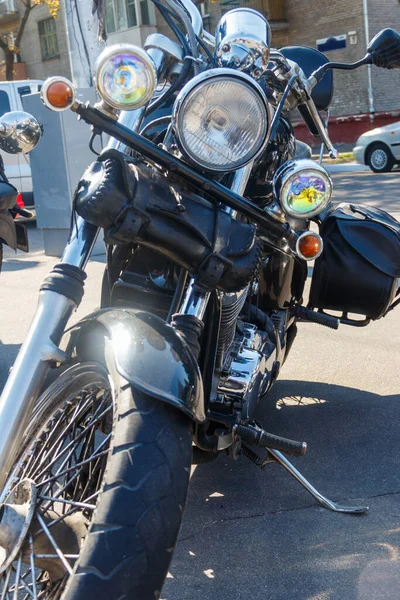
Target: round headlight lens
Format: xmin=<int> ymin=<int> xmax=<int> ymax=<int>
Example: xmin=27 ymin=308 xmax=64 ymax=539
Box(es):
xmin=173 ymin=70 xmax=269 ymax=171
xmin=275 ymin=160 xmax=332 ymax=218
xmin=95 ymin=44 xmax=156 ymax=110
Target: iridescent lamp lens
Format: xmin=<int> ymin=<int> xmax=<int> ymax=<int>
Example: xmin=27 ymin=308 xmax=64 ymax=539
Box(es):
xmin=95 ymin=45 xmax=156 ymax=110
xmin=276 ymin=161 xmax=332 ymax=218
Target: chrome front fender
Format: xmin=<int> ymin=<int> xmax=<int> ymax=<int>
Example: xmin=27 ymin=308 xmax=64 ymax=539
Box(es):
xmin=62 ymin=308 xmax=206 ymax=423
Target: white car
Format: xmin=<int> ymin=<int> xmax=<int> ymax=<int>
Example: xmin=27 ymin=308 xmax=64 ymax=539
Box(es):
xmin=353 ymin=121 xmax=400 ymax=173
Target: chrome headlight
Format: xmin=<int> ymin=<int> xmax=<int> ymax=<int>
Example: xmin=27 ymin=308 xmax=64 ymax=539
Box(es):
xmin=94 ymin=44 xmax=157 ymax=111
xmin=274 ymin=159 xmax=332 ymax=218
xmin=172 ymin=69 xmax=271 ymax=172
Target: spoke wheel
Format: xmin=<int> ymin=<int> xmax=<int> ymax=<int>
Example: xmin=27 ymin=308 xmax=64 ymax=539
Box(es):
xmin=0 ymin=361 xmax=192 ymax=600
xmin=0 ymin=363 xmax=113 ymax=599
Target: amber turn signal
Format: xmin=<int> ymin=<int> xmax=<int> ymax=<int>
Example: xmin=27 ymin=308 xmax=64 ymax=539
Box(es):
xmin=41 ymin=77 xmax=76 ymax=112
xmin=296 ymin=231 xmax=323 ymax=261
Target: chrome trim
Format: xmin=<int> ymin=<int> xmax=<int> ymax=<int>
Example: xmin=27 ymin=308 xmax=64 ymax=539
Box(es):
xmin=172 ymin=68 xmax=272 ymax=172
xmin=144 ymin=33 xmax=184 ymax=62
xmin=273 ymin=158 xmax=333 ymax=219
xmin=179 ymin=280 xmax=210 ymax=319
xmin=202 ymin=30 xmax=216 ymax=48
xmin=218 ymin=322 xmax=276 ymax=420
xmin=41 ymin=76 xmax=76 ymax=112
xmin=94 ymin=44 xmax=157 ymax=111
xmin=223 ymin=161 xmax=254 ymax=218
xmin=231 ymin=161 xmax=254 ymax=197
xmin=303 ymin=97 xmax=338 ymax=159
xmin=0 ymin=111 xmax=42 ymax=155
xmin=61 ymin=217 xmax=100 ymax=269
xmin=215 ymin=9 xmax=271 ymax=77
xmin=179 ymin=0 xmax=203 ymax=37
xmin=0 ymin=292 xmax=76 ymax=488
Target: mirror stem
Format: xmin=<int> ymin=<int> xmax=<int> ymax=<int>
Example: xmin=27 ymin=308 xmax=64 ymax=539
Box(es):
xmin=309 ymin=54 xmax=373 ymax=88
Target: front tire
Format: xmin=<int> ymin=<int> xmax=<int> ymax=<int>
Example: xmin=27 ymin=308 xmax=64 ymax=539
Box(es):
xmin=0 ymin=362 xmax=192 ymax=599
xmin=367 ymin=142 xmax=395 ymax=173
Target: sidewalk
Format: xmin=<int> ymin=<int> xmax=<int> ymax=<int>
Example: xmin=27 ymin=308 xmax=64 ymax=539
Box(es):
xmin=1 ymin=224 xmax=106 ymax=388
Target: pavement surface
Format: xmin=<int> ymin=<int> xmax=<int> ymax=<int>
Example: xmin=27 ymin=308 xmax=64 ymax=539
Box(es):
xmin=1 ymin=171 xmax=400 ymax=600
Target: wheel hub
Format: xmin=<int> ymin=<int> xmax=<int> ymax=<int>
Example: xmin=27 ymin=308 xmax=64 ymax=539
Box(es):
xmin=0 ymin=479 xmax=37 ymax=575
xmin=371 ymin=148 xmax=387 ymax=169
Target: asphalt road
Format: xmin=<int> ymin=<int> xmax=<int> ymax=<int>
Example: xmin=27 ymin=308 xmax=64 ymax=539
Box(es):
xmin=1 ymin=170 xmax=400 ymax=600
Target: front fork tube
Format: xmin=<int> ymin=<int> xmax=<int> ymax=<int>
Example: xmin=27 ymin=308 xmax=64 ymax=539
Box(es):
xmin=0 ymin=218 xmax=99 ymax=490
xmin=0 ymin=104 xmax=143 ymax=489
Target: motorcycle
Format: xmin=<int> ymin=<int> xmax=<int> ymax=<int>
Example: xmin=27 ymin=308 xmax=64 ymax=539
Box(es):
xmin=0 ymin=3 xmax=399 ymax=598
xmin=0 ymin=111 xmax=39 ymax=268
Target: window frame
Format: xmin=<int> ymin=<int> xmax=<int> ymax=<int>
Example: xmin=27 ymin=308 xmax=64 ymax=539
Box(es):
xmin=38 ymin=17 xmax=60 ymax=62
xmin=105 ymin=0 xmax=155 ymax=34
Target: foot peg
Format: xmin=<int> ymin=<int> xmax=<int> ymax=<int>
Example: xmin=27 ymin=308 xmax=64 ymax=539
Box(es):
xmin=295 ymin=306 xmax=340 ymax=329
xmin=267 ymin=448 xmax=369 ymax=514
xmin=236 ymin=424 xmax=307 ymax=456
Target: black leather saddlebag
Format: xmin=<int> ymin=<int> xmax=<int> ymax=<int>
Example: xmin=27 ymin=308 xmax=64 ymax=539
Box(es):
xmin=74 ymin=149 xmax=262 ymax=293
xmin=309 ymin=203 xmax=400 ymax=320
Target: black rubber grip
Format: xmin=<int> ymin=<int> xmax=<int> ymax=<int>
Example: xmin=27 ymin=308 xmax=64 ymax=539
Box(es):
xmin=236 ymin=425 xmax=307 ymax=456
xmin=296 ymin=306 xmax=339 ymax=330
xmin=40 ymin=263 xmax=87 ymax=306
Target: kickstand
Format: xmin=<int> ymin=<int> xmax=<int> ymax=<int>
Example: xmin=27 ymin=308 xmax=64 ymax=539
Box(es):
xmin=267 ymin=448 xmax=368 ymax=514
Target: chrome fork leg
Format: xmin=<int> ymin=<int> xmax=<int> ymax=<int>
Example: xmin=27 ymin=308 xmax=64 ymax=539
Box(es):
xmin=267 ymin=448 xmax=369 ymax=514
xmin=0 ymin=219 xmax=99 ymax=491
xmin=0 ymin=292 xmax=76 ymax=490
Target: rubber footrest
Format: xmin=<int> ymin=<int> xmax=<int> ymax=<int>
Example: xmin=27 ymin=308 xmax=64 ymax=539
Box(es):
xmin=236 ymin=424 xmax=307 ymax=456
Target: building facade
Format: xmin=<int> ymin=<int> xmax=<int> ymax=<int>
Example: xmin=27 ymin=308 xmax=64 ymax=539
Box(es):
xmin=0 ymin=0 xmax=399 ymax=143
xmin=0 ymin=0 xmax=72 ymax=81
xmin=177 ymin=0 xmax=400 ymax=143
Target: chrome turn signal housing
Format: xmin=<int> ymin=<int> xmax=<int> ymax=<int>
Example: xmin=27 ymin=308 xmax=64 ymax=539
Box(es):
xmin=94 ymin=44 xmax=157 ymax=111
xmin=41 ymin=77 xmax=76 ymax=112
xmin=274 ymin=159 xmax=332 ymax=219
xmin=296 ymin=231 xmax=324 ymax=261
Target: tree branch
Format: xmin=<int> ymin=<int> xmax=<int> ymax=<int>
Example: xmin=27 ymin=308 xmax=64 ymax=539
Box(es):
xmin=15 ymin=0 xmax=33 ymax=48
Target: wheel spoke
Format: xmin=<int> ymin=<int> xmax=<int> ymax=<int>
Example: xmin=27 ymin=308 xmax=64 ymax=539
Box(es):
xmin=36 ymin=515 xmax=73 ymax=576
xmin=12 ymin=556 xmax=22 ymax=600
xmin=0 ymin=567 xmax=12 ymax=600
xmin=28 ymin=536 xmax=37 ymax=600
xmin=38 ymin=495 xmax=96 ymax=511
xmin=1 ymin=374 xmax=113 ymax=599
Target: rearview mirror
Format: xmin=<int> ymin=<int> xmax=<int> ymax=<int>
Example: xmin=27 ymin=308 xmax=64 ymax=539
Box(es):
xmin=367 ymin=28 xmax=400 ymax=69
xmin=0 ymin=111 xmax=42 ymax=154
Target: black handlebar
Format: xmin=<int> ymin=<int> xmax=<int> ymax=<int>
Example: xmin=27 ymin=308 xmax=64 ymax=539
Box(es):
xmin=74 ymin=102 xmax=296 ymax=245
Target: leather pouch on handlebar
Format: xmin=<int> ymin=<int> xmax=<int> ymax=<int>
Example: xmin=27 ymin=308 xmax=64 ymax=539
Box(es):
xmin=73 ymin=149 xmax=262 ymax=293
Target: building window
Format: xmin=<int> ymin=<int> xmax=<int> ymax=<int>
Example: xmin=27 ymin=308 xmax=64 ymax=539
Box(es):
xmin=105 ymin=0 xmax=154 ymax=33
xmin=198 ymin=1 xmax=210 ymax=28
xmin=38 ymin=18 xmax=59 ymax=61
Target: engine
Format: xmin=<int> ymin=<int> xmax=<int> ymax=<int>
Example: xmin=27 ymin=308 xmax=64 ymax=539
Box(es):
xmin=217 ymin=318 xmax=277 ymax=420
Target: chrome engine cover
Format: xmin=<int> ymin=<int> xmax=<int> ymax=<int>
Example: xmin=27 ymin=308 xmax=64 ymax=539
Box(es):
xmin=218 ymin=321 xmax=276 ymax=420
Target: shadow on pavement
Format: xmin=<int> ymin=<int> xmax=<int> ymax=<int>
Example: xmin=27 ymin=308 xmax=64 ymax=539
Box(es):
xmin=2 ymin=258 xmax=41 ymax=272
xmin=163 ymin=379 xmax=400 ymax=600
